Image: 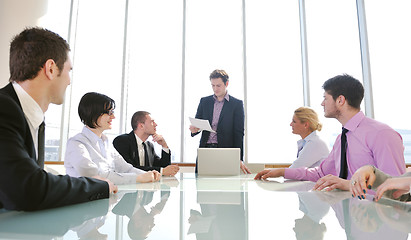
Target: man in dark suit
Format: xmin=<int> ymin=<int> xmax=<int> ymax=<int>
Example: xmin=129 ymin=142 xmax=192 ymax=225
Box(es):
xmin=189 ymin=69 xmax=250 ymax=174
xmin=0 ymin=27 xmax=117 ymax=211
xmin=113 ymin=111 xmax=179 ymax=176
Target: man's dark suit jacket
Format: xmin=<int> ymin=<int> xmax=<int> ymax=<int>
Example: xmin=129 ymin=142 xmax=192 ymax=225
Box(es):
xmin=192 ymin=94 xmax=245 ymax=160
xmin=113 ymin=131 xmax=171 ymax=172
xmin=0 ymin=83 xmax=109 ymax=211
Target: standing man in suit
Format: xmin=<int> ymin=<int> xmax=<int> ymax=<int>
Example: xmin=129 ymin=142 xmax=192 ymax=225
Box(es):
xmin=113 ymin=111 xmax=179 ymax=176
xmin=189 ymin=69 xmax=250 ymax=174
xmin=0 ymin=27 xmax=117 ymax=211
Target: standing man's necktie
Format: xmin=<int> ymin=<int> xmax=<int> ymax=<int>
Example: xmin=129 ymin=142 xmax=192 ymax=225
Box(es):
xmin=37 ymin=121 xmax=45 ymax=169
xmin=339 ymin=127 xmax=349 ymax=179
xmin=142 ymin=142 xmax=150 ymax=167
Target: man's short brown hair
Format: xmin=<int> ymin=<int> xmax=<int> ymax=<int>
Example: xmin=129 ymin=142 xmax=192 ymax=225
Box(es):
xmin=131 ymin=111 xmax=151 ymax=130
xmin=9 ymin=27 xmax=70 ymax=82
xmin=209 ymin=69 xmax=229 ymax=84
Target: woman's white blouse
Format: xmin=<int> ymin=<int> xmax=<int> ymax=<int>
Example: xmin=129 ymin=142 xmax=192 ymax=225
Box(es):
xmin=289 ymin=131 xmax=330 ymax=169
xmin=65 ymin=126 xmax=146 ymax=184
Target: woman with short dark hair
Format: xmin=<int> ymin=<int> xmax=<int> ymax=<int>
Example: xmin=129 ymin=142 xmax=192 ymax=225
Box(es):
xmin=65 ymin=92 xmax=161 ymax=184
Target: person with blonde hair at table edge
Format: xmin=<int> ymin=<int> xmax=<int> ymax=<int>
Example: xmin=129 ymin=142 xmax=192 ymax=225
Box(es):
xmin=289 ymin=107 xmax=329 ymax=168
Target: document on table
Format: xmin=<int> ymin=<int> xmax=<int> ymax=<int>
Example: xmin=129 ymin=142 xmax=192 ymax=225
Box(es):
xmin=189 ymin=117 xmax=216 ymax=133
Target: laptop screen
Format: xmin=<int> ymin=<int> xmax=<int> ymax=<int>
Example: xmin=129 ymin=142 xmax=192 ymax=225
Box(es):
xmin=197 ymin=148 xmax=241 ymax=176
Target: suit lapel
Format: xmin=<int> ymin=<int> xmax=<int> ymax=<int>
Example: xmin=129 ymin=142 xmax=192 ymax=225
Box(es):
xmin=2 ymin=83 xmax=21 ymax=107
xmin=128 ymin=131 xmax=141 ymax=166
xmin=207 ymin=96 xmax=214 ymax=123
xmin=2 ymin=83 xmax=37 ymax=162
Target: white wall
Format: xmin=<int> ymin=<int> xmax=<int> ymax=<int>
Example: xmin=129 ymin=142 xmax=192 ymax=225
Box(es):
xmin=0 ymin=0 xmax=48 ymax=88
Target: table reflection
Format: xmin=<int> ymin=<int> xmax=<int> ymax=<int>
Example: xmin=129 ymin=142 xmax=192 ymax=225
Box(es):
xmin=328 ymin=194 xmax=410 ymax=240
xmin=113 ymin=190 xmax=170 ymax=240
xmin=294 ymin=192 xmax=330 ymax=240
xmin=0 ymin=198 xmax=109 ymax=239
xmin=0 ymin=174 xmax=409 ymax=240
xmin=188 ymin=191 xmax=247 ymax=240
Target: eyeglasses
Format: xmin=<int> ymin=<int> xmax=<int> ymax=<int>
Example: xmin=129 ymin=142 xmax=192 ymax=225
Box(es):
xmin=104 ymin=109 xmax=115 ymax=116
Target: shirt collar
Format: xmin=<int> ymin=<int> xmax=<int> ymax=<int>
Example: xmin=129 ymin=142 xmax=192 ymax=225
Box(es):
xmin=304 ymin=130 xmax=317 ymax=141
xmin=12 ymin=81 xmax=44 ymax=128
xmin=298 ymin=131 xmax=317 ymax=148
xmin=82 ymin=126 xmax=108 ymax=143
xmin=213 ymin=91 xmax=230 ymax=102
xmin=297 ymin=138 xmax=306 ymax=149
xmin=343 ymin=111 xmax=364 ymax=132
xmin=134 ymin=133 xmax=144 ymax=145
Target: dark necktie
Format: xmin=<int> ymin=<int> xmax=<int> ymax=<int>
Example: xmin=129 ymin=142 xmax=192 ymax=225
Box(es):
xmin=142 ymin=142 xmax=150 ymax=167
xmin=38 ymin=121 xmax=45 ymax=169
xmin=339 ymin=127 xmax=349 ymax=179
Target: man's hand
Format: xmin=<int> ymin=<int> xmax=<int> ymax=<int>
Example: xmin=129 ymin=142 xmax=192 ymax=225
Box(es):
xmin=107 ymin=179 xmax=118 ymax=194
xmin=254 ymin=168 xmax=285 ymax=180
xmin=313 ymin=174 xmax=350 ymax=191
xmin=162 ymin=165 xmax=180 ymax=176
xmin=137 ymin=170 xmax=161 ymax=183
xmin=240 ymin=161 xmax=251 ymax=174
xmin=189 ymin=125 xmax=200 ymax=134
xmin=92 ymin=175 xmax=118 ymax=194
xmin=152 ymin=134 xmax=168 ymax=148
xmin=374 ymin=177 xmax=411 ymax=201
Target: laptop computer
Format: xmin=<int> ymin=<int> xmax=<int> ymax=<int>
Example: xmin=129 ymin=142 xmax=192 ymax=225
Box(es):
xmin=197 ymin=148 xmax=240 ymax=176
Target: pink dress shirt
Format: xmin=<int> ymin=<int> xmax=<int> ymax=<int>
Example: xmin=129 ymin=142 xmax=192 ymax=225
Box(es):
xmin=284 ymin=111 xmax=406 ymax=181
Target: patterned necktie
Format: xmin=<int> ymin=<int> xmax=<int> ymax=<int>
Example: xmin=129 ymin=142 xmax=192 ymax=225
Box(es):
xmin=37 ymin=121 xmax=45 ymax=168
xmin=339 ymin=127 xmax=349 ymax=179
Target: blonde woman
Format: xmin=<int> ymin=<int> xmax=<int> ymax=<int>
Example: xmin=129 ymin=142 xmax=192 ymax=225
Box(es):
xmin=289 ymin=107 xmax=329 ymax=168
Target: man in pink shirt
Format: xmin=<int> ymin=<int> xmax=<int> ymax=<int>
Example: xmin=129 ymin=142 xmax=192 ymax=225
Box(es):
xmin=255 ymin=74 xmax=406 ymax=191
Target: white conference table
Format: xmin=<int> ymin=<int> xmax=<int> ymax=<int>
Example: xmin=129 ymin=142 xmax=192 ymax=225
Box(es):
xmin=0 ymin=173 xmax=410 ymax=240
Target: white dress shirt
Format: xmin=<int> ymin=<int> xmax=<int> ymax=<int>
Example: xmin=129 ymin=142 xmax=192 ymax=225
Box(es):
xmin=134 ymin=134 xmax=146 ymax=167
xmin=134 ymin=133 xmax=169 ymax=174
xmin=289 ymin=131 xmax=330 ymax=169
xmin=12 ymin=82 xmax=44 ymax=159
xmin=65 ymin=126 xmax=146 ymax=184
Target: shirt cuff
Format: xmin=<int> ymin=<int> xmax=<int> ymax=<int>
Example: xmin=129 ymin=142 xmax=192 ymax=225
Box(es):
xmin=162 ymin=148 xmax=170 ymax=154
xmin=160 ymin=167 xmax=163 ymax=175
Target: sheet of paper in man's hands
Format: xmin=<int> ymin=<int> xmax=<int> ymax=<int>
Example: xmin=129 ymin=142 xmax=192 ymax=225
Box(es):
xmin=189 ymin=117 xmax=216 ymax=133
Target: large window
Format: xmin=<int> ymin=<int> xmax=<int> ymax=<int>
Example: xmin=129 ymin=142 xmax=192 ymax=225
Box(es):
xmin=305 ymin=0 xmax=363 ymax=150
xmin=67 ymin=0 xmax=126 ymax=138
xmin=365 ymin=0 xmax=411 ymax=163
xmin=125 ymin=0 xmax=183 ymax=162
xmin=41 ymin=0 xmax=411 ymax=164
xmin=246 ymin=0 xmax=303 ymax=164
xmin=184 ymin=0 xmax=245 ymax=163
xmin=37 ymin=0 xmax=72 ymax=161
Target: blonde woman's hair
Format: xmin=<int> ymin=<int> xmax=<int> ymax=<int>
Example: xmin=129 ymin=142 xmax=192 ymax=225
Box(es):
xmin=294 ymin=107 xmax=323 ymax=132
